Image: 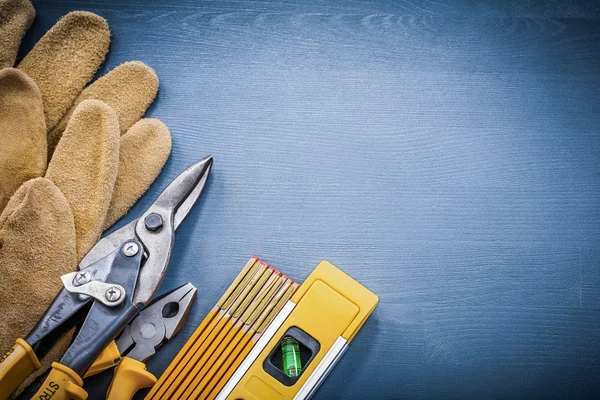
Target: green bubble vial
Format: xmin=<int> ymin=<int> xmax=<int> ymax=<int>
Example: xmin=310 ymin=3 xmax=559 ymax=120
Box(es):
xmin=281 ymin=336 xmax=302 ymax=378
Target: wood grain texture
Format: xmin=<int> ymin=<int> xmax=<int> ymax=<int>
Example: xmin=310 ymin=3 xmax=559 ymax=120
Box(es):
xmin=24 ymin=1 xmax=600 ymax=399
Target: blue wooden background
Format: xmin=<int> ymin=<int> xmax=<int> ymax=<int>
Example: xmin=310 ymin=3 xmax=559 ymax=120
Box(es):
xmin=24 ymin=1 xmax=600 ymax=398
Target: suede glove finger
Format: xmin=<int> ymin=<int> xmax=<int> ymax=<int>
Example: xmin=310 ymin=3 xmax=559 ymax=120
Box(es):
xmin=0 ymin=68 xmax=45 ymax=212
xmin=0 ymin=0 xmax=34 ymax=69
xmin=17 ymin=10 xmax=110 ymax=132
xmin=105 ymin=117 xmax=172 ymax=229
xmin=45 ymin=99 xmax=120 ymax=260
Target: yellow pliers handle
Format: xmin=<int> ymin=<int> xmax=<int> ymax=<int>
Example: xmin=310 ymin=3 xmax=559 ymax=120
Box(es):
xmin=86 ymin=341 xmax=157 ymax=400
xmin=0 ymin=339 xmax=41 ymax=400
xmin=86 ymin=341 xmax=157 ymax=399
xmin=106 ymin=357 xmax=156 ymax=400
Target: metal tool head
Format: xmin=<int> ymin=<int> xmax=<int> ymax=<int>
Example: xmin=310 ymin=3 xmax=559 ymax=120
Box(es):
xmin=116 ymin=283 xmax=197 ymax=362
xmin=78 ymin=156 xmax=212 ymax=306
xmin=133 ymin=156 xmax=212 ymax=305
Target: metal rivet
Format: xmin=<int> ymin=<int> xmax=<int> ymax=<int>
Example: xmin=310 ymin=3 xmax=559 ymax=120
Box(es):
xmin=140 ymin=323 xmax=157 ymax=339
xmin=145 ymin=213 xmax=163 ymax=232
xmin=105 ymin=286 xmax=121 ymax=302
xmin=122 ymin=242 xmax=139 ymax=257
xmin=74 ymin=271 xmax=90 ymax=286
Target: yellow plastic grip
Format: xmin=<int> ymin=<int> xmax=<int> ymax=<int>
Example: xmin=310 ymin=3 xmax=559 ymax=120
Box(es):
xmin=106 ymin=357 xmax=156 ymax=400
xmin=33 ymin=362 xmax=87 ymax=400
xmin=0 ymin=338 xmax=41 ymax=400
xmin=83 ymin=341 xmax=121 ymax=378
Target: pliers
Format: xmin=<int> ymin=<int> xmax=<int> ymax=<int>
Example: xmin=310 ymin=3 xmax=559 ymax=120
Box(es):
xmin=85 ymin=282 xmax=197 ymax=400
xmin=0 ymin=156 xmax=213 ymax=400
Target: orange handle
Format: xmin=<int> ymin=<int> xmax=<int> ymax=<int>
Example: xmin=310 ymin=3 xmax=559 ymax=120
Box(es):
xmin=106 ymin=357 xmax=156 ymax=400
xmin=0 ymin=338 xmax=41 ymax=400
xmin=31 ymin=362 xmax=87 ymax=400
xmin=83 ymin=341 xmax=121 ymax=378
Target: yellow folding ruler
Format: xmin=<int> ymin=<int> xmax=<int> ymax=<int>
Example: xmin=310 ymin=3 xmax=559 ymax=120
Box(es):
xmin=145 ymin=257 xmax=377 ymax=400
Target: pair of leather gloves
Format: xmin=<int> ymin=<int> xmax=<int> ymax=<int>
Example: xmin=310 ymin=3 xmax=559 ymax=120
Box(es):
xmin=0 ymin=0 xmax=172 ymax=393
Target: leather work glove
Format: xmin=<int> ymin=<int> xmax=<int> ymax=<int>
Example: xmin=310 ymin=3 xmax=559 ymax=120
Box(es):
xmin=0 ymin=0 xmax=172 ymax=393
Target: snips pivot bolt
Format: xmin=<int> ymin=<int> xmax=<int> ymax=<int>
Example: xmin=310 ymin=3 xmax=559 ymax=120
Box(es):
xmin=122 ymin=242 xmax=139 ymax=257
xmin=105 ymin=286 xmax=122 ymax=302
xmin=145 ymin=213 xmax=163 ymax=232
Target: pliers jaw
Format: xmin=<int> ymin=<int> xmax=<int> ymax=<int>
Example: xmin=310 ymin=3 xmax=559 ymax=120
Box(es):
xmin=116 ymin=283 xmax=198 ymax=362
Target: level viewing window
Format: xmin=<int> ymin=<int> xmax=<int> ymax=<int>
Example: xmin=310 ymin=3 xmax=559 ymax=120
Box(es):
xmin=263 ymin=326 xmax=320 ymax=386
